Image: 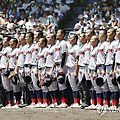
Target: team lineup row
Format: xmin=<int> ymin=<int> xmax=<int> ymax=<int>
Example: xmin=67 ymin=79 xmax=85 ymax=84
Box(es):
xmin=0 ymin=28 xmax=120 ymax=111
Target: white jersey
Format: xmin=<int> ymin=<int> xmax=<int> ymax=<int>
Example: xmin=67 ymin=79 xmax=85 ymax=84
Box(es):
xmin=38 ymin=47 xmax=48 ymax=68
xmin=54 ymin=40 xmax=68 ymax=63
xmin=24 ymin=43 xmax=35 ymax=65
xmin=105 ymin=40 xmax=119 ymax=65
xmin=83 ymin=42 xmax=92 ymax=65
xmin=17 ymin=44 xmax=28 ymax=67
xmin=115 ymin=42 xmax=120 ymax=64
xmin=9 ymin=48 xmax=19 ymax=69
xmin=1 ymin=46 xmax=12 ymax=69
xmin=88 ymin=46 xmax=98 ymax=70
xmin=66 ymin=44 xmax=79 ymax=68
xmin=45 ymin=44 xmax=56 ymax=67
xmin=96 ymin=41 xmax=109 ymax=65
xmin=78 ymin=43 xmax=87 ymax=67
xmin=31 ymin=43 xmax=39 ymax=66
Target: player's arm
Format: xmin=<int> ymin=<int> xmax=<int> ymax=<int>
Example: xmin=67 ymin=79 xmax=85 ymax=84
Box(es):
xmin=74 ymin=55 xmax=79 ymax=79
xmin=59 ymin=52 xmax=66 ymax=74
xmin=6 ymin=57 xmax=9 ymax=70
xmin=14 ymin=58 xmax=18 ymax=75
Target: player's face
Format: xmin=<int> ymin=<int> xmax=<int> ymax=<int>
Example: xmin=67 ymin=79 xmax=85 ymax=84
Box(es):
xmin=107 ymin=29 xmax=115 ymax=41
xmin=25 ymin=33 xmax=32 ymax=44
xmin=2 ymin=37 xmax=8 ymax=47
xmin=99 ymin=30 xmax=106 ymax=42
xmin=9 ymin=39 xmax=16 ymax=49
xmin=116 ymin=28 xmax=120 ymax=39
xmin=56 ymin=30 xmax=63 ymax=40
xmin=20 ymin=34 xmax=25 ymax=45
xmin=90 ymin=36 xmax=98 ymax=47
xmin=34 ymin=32 xmax=39 ymax=42
xmin=85 ymin=30 xmax=92 ymax=41
xmin=79 ymin=34 xmax=86 ymax=44
xmin=46 ymin=34 xmax=55 ymax=45
xmin=38 ymin=39 xmax=44 ymax=48
xmin=69 ymin=35 xmax=76 ymax=46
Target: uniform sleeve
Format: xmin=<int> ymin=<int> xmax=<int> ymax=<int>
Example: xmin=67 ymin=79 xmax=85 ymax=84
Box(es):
xmin=61 ymin=41 xmax=68 ymax=53
xmin=74 ymin=46 xmax=79 ymax=58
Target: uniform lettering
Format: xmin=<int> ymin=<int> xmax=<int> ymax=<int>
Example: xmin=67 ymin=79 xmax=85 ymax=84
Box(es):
xmin=116 ymin=48 xmax=120 ymax=52
xmin=18 ymin=52 xmax=23 ymax=56
xmin=26 ymin=51 xmax=31 ymax=54
xmin=55 ymin=48 xmax=60 ymax=52
xmin=1 ymin=53 xmax=6 ymax=57
xmin=98 ymin=49 xmax=103 ymax=52
xmin=32 ymin=48 xmax=38 ymax=52
xmin=38 ymin=55 xmax=44 ymax=59
xmin=106 ymin=49 xmax=112 ymax=53
xmin=91 ymin=54 xmax=95 ymax=57
xmin=79 ymin=51 xmax=84 ymax=55
xmin=68 ymin=52 xmax=73 ymax=55
xmin=47 ymin=52 xmax=53 ymax=56
xmin=9 ymin=55 xmax=14 ymax=58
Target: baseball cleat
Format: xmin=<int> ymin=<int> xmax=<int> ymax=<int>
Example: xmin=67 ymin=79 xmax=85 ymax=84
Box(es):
xmin=1 ymin=104 xmax=12 ymax=109
xmin=26 ymin=103 xmax=36 ymax=108
xmin=11 ymin=104 xmax=20 ymax=108
xmin=85 ymin=104 xmax=97 ymax=110
xmin=34 ymin=102 xmax=42 ymax=108
xmin=56 ymin=103 xmax=68 ymax=108
xmin=39 ymin=103 xmax=48 ymax=108
xmin=70 ymin=103 xmax=80 ymax=108
xmin=47 ymin=102 xmax=58 ymax=108
xmin=107 ymin=106 xmax=117 ymax=111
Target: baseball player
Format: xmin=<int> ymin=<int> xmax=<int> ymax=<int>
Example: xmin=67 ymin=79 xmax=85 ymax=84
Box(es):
xmin=85 ymin=35 xmax=102 ymax=110
xmin=114 ymin=28 xmax=120 ymax=109
xmin=77 ymin=32 xmax=89 ymax=108
xmin=17 ymin=33 xmax=29 ymax=105
xmin=36 ymin=37 xmax=49 ymax=108
xmin=43 ymin=33 xmax=59 ymax=108
xmin=66 ymin=33 xmax=80 ymax=108
xmin=7 ymin=38 xmax=21 ymax=108
xmin=1 ymin=36 xmax=12 ymax=108
xmin=54 ymin=29 xmax=68 ymax=108
xmin=83 ymin=29 xmax=93 ymax=107
xmin=30 ymin=30 xmax=43 ymax=108
xmin=24 ymin=32 xmax=36 ymax=108
xmin=105 ymin=28 xmax=119 ymax=110
xmin=96 ymin=29 xmax=110 ymax=108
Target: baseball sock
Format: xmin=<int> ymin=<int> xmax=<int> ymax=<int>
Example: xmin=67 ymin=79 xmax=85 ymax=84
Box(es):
xmin=60 ymin=89 xmax=68 ymax=104
xmin=30 ymin=91 xmax=36 ymax=104
xmin=43 ymin=92 xmax=50 ymax=104
xmin=103 ymin=91 xmax=110 ymax=107
xmin=36 ymin=90 xmax=43 ymax=103
xmin=14 ymin=91 xmax=21 ymax=105
xmin=7 ymin=90 xmax=13 ymax=105
xmin=113 ymin=91 xmax=119 ymax=107
xmin=90 ymin=90 xmax=97 ymax=105
xmin=73 ymin=91 xmax=80 ymax=104
xmin=97 ymin=93 xmax=103 ymax=105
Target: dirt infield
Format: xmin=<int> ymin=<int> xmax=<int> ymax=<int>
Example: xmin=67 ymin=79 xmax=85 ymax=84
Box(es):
xmin=0 ymin=108 xmax=120 ymax=120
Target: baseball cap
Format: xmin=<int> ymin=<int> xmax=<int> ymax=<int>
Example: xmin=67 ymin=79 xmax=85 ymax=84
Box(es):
xmin=78 ymin=14 xmax=83 ymax=19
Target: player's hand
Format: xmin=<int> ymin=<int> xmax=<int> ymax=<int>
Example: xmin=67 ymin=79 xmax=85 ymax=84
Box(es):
xmin=35 ymin=69 xmax=39 ymax=77
xmin=88 ymin=72 xmax=91 ymax=78
xmin=59 ymin=68 xmax=64 ymax=75
xmin=8 ymin=73 xmax=14 ymax=80
xmin=109 ymin=70 xmax=114 ymax=77
xmin=28 ymin=68 xmax=31 ymax=74
xmin=20 ymin=69 xmax=24 ymax=75
xmin=14 ymin=71 xmax=18 ymax=76
xmin=93 ymin=72 xmax=97 ymax=80
xmin=74 ymin=71 xmax=78 ymax=79
xmin=102 ymin=69 xmax=106 ymax=76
